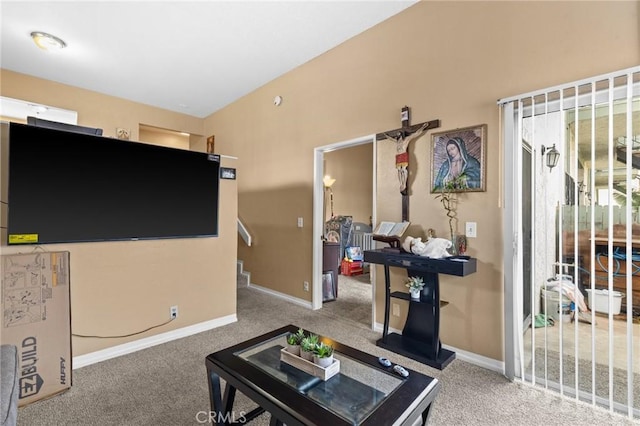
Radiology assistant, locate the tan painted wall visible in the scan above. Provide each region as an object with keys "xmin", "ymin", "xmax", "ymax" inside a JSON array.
[
  {"xmin": 0, "ymin": 70, "xmax": 204, "ymax": 141},
  {"xmin": 324, "ymin": 144, "xmax": 373, "ymax": 225},
  {"xmin": 2, "ymin": 1, "xmax": 636, "ymax": 361},
  {"xmin": 139, "ymin": 126, "xmax": 191, "ymax": 149},
  {"xmin": 209, "ymin": 1, "xmax": 639, "ymax": 361},
  {"xmin": 0, "ymin": 74, "xmax": 237, "ymax": 356}
]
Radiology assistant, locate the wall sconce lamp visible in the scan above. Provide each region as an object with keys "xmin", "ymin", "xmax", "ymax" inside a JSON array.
[
  {"xmin": 541, "ymin": 144, "xmax": 560, "ymax": 171},
  {"xmin": 323, "ymin": 175, "xmax": 336, "ymax": 219},
  {"xmin": 323, "ymin": 175, "xmax": 336, "ymax": 188}
]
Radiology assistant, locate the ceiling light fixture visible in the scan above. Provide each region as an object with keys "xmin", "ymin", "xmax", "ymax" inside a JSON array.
[{"xmin": 30, "ymin": 31, "xmax": 66, "ymax": 51}]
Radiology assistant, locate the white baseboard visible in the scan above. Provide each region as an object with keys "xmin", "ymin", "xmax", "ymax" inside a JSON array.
[
  {"xmin": 248, "ymin": 283, "xmax": 313, "ymax": 309},
  {"xmin": 444, "ymin": 344, "xmax": 504, "ymax": 374},
  {"xmin": 373, "ymin": 322, "xmax": 402, "ymax": 335},
  {"xmin": 73, "ymin": 314, "xmax": 237, "ymax": 369},
  {"xmin": 373, "ymin": 322, "xmax": 504, "ymax": 374}
]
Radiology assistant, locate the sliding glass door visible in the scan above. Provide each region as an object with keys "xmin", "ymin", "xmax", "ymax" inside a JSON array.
[{"xmin": 501, "ymin": 66, "xmax": 639, "ymax": 420}]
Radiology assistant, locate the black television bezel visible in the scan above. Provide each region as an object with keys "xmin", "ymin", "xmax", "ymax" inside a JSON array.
[
  {"xmin": 26, "ymin": 116, "xmax": 103, "ymax": 136},
  {"xmin": 6, "ymin": 122, "xmax": 221, "ymax": 245}
]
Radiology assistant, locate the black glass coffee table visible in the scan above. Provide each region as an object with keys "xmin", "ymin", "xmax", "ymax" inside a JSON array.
[{"xmin": 205, "ymin": 325, "xmax": 440, "ymax": 425}]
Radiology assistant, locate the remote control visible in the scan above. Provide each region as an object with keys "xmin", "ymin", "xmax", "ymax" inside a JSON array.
[
  {"xmin": 378, "ymin": 357, "xmax": 391, "ymax": 367},
  {"xmin": 393, "ymin": 365, "xmax": 409, "ymax": 378}
]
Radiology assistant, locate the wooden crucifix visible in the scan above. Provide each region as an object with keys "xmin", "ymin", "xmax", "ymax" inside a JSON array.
[{"xmin": 376, "ymin": 106, "xmax": 440, "ymax": 222}]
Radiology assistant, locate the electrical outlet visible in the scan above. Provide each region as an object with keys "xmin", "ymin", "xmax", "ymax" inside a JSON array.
[
  {"xmin": 170, "ymin": 306, "xmax": 178, "ymax": 319},
  {"xmin": 303, "ymin": 281, "xmax": 309, "ymax": 292},
  {"xmin": 297, "ymin": 217, "xmax": 304, "ymax": 228},
  {"xmin": 392, "ymin": 303, "xmax": 400, "ymax": 317}
]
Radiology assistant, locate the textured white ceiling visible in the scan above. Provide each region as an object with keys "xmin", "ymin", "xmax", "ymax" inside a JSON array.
[{"xmin": 1, "ymin": 1, "xmax": 417, "ymax": 118}]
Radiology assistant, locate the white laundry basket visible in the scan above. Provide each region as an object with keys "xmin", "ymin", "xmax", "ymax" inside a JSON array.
[
  {"xmin": 585, "ymin": 288, "xmax": 624, "ymax": 315},
  {"xmin": 541, "ymin": 276, "xmax": 572, "ymax": 322}
]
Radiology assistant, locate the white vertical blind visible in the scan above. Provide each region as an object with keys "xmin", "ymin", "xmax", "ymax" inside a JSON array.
[
  {"xmin": 500, "ymin": 66, "xmax": 639, "ymax": 420},
  {"xmin": 624, "ymin": 71, "xmax": 635, "ymax": 417},
  {"xmin": 608, "ymin": 75, "xmax": 616, "ymax": 412},
  {"xmin": 571, "ymin": 83, "xmax": 580, "ymax": 400},
  {"xmin": 589, "ymin": 80, "xmax": 597, "ymax": 406}
]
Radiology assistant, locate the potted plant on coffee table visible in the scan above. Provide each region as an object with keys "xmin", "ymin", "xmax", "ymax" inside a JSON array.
[
  {"xmin": 313, "ymin": 342, "xmax": 334, "ymax": 368},
  {"xmin": 300, "ymin": 334, "xmax": 319, "ymax": 361},
  {"xmin": 285, "ymin": 328, "xmax": 305, "ymax": 355},
  {"xmin": 405, "ymin": 276, "xmax": 425, "ymax": 300}
]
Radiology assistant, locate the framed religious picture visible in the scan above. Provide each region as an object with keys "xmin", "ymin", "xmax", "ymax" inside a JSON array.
[
  {"xmin": 430, "ymin": 124, "xmax": 487, "ymax": 192},
  {"xmin": 206, "ymin": 135, "xmax": 215, "ymax": 154}
]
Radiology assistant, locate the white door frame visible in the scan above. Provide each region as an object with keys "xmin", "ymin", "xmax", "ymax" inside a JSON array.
[
  {"xmin": 312, "ymin": 134, "xmax": 377, "ymax": 324},
  {"xmin": 501, "ymin": 101, "xmax": 518, "ymax": 380}
]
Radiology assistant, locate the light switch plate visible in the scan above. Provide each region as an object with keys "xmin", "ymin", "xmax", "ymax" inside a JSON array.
[
  {"xmin": 465, "ymin": 222, "xmax": 477, "ymax": 238},
  {"xmin": 297, "ymin": 217, "xmax": 303, "ymax": 228}
]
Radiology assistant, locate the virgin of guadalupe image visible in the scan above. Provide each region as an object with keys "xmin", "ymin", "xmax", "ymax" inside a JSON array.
[{"xmin": 433, "ymin": 137, "xmax": 481, "ymax": 190}]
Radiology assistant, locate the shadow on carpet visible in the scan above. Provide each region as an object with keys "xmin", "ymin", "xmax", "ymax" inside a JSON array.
[{"xmin": 531, "ymin": 348, "xmax": 639, "ymax": 413}]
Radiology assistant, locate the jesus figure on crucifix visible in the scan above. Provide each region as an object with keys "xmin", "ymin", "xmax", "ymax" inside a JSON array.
[{"xmin": 382, "ymin": 122, "xmax": 429, "ymax": 194}]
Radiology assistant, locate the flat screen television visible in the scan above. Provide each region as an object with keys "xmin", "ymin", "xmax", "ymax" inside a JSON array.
[{"xmin": 6, "ymin": 122, "xmax": 220, "ymax": 245}]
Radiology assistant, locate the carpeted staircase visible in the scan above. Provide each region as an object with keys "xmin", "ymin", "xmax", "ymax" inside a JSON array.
[{"xmin": 237, "ymin": 260, "xmax": 250, "ymax": 287}]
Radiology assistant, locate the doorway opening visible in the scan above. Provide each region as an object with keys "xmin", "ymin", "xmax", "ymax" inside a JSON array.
[
  {"xmin": 312, "ymin": 135, "xmax": 377, "ymax": 329},
  {"xmin": 139, "ymin": 123, "xmax": 201, "ymax": 150}
]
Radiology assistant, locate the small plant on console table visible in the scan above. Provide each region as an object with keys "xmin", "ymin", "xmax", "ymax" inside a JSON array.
[
  {"xmin": 313, "ymin": 342, "xmax": 334, "ymax": 367},
  {"xmin": 405, "ymin": 276, "xmax": 425, "ymax": 300},
  {"xmin": 286, "ymin": 328, "xmax": 306, "ymax": 355}
]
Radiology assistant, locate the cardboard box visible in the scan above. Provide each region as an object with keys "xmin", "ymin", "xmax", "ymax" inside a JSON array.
[{"xmin": 1, "ymin": 252, "xmax": 71, "ymax": 406}]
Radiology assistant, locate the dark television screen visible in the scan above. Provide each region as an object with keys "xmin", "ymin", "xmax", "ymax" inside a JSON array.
[{"xmin": 7, "ymin": 122, "xmax": 220, "ymax": 245}]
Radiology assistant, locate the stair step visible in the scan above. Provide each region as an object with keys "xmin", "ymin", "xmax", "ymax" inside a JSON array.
[{"xmin": 237, "ymin": 260, "xmax": 250, "ymax": 287}]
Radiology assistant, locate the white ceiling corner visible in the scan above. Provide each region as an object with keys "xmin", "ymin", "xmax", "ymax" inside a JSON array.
[{"xmin": 1, "ymin": 1, "xmax": 417, "ymax": 118}]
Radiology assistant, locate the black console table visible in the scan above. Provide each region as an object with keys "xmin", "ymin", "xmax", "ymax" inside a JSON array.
[{"xmin": 364, "ymin": 249, "xmax": 477, "ymax": 370}]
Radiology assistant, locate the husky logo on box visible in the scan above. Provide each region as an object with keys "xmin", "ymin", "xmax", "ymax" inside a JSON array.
[
  {"xmin": 19, "ymin": 337, "xmax": 44, "ymax": 399},
  {"xmin": 60, "ymin": 357, "xmax": 67, "ymax": 385}
]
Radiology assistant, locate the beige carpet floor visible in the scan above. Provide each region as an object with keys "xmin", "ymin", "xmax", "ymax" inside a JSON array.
[
  {"xmin": 321, "ymin": 272, "xmax": 372, "ymax": 327},
  {"xmin": 533, "ymin": 348, "xmax": 640, "ymax": 408},
  {"xmin": 16, "ymin": 283, "xmax": 638, "ymax": 425}
]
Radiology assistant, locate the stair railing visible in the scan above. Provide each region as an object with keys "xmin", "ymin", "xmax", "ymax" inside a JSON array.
[{"xmin": 238, "ymin": 218, "xmax": 252, "ymax": 246}]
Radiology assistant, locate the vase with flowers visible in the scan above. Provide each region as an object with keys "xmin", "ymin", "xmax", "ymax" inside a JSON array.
[
  {"xmin": 433, "ymin": 174, "xmax": 467, "ymax": 255},
  {"xmin": 405, "ymin": 276, "xmax": 425, "ymax": 300}
]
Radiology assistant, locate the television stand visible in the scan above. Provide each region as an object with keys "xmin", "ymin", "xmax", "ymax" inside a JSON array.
[{"xmin": 364, "ymin": 249, "xmax": 477, "ymax": 370}]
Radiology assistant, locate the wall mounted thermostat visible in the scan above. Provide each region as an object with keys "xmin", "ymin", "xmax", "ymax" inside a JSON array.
[{"xmin": 221, "ymin": 167, "xmax": 236, "ymax": 180}]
